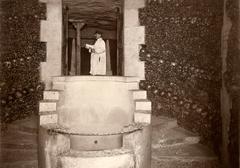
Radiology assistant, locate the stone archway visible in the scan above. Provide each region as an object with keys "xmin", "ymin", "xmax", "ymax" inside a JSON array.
[{"xmin": 39, "ymin": 0, "xmax": 146, "ymax": 89}]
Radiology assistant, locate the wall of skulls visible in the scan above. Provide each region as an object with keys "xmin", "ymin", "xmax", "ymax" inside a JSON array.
[
  {"xmin": 139, "ymin": 0, "xmax": 223, "ymax": 152},
  {"xmin": 0, "ymin": 0, "xmax": 46, "ymax": 123}
]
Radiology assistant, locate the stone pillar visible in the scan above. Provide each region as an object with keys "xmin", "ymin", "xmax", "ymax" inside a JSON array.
[
  {"xmin": 40, "ymin": 0, "xmax": 63, "ymax": 89},
  {"xmin": 123, "ymin": 0, "xmax": 146, "ymax": 79},
  {"xmin": 220, "ymin": 0, "xmax": 232, "ymax": 167},
  {"xmin": 72, "ymin": 21, "xmax": 85, "ymax": 75},
  {"xmin": 106, "ymin": 40, "xmax": 112, "ymax": 75},
  {"xmin": 70, "ymin": 38, "xmax": 76, "ymax": 75}
]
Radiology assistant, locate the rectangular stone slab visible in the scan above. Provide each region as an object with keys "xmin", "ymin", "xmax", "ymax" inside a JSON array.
[{"xmin": 70, "ymin": 134, "xmax": 123, "ymax": 151}]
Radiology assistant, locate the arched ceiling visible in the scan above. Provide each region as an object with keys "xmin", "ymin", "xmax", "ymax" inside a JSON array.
[{"xmin": 63, "ymin": 0, "xmax": 122, "ymax": 30}]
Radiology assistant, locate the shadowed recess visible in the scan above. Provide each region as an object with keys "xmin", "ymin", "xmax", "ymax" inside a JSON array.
[{"xmin": 63, "ymin": 0, "xmax": 122, "ymax": 30}]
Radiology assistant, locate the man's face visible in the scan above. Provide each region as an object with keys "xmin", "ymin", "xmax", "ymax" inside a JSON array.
[{"xmin": 95, "ymin": 33, "xmax": 101, "ymax": 39}]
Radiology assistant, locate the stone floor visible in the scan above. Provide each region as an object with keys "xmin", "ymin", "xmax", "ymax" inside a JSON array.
[
  {"xmin": 0, "ymin": 115, "xmax": 220, "ymax": 168},
  {"xmin": 0, "ymin": 116, "xmax": 38, "ymax": 168},
  {"xmin": 151, "ymin": 116, "xmax": 220, "ymax": 168}
]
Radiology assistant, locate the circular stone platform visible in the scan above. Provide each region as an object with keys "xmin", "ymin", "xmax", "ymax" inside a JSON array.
[{"xmin": 54, "ymin": 76, "xmax": 140, "ymax": 134}]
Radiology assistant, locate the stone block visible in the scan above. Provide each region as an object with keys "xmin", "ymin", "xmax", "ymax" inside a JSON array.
[
  {"xmin": 40, "ymin": 114, "xmax": 58, "ymax": 125},
  {"xmin": 132, "ymin": 90, "xmax": 147, "ymax": 100},
  {"xmin": 123, "ymin": 124, "xmax": 152, "ymax": 168},
  {"xmin": 38, "ymin": 125, "xmax": 70, "ymax": 168},
  {"xmin": 137, "ymin": 61, "xmax": 145, "ymax": 80},
  {"xmin": 40, "ymin": 20, "xmax": 48, "ymax": 42},
  {"xmin": 124, "ymin": 0, "xmax": 146, "ymax": 9},
  {"xmin": 39, "ymin": 101, "xmax": 57, "ymax": 112},
  {"xmin": 44, "ymin": 90, "xmax": 60, "ymax": 100},
  {"xmin": 134, "ymin": 113, "xmax": 151, "ymax": 124},
  {"xmin": 135, "ymin": 100, "xmax": 151, "ymax": 111},
  {"xmin": 40, "ymin": 20, "xmax": 62, "ymax": 43},
  {"xmin": 124, "ymin": 9, "xmax": 139, "ymax": 27},
  {"xmin": 46, "ymin": 0, "xmax": 63, "ymax": 21},
  {"xmin": 126, "ymin": 82, "xmax": 139, "ymax": 90},
  {"xmin": 124, "ymin": 44, "xmax": 145, "ymax": 79},
  {"xmin": 124, "ymin": 26, "xmax": 145, "ymax": 45},
  {"xmin": 40, "ymin": 62, "xmax": 50, "ymax": 90}
]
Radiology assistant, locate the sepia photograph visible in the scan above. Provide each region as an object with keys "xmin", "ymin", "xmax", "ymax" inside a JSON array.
[{"xmin": 0, "ymin": 0, "xmax": 239, "ymax": 168}]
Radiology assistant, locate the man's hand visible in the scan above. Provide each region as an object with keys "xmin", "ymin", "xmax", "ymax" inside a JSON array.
[
  {"xmin": 91, "ymin": 48, "xmax": 96, "ymax": 53},
  {"xmin": 86, "ymin": 44, "xmax": 94, "ymax": 49}
]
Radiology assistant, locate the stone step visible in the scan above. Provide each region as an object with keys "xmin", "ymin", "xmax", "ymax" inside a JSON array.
[
  {"xmin": 0, "ymin": 149, "xmax": 38, "ymax": 163},
  {"xmin": 152, "ymin": 126, "xmax": 200, "ymax": 148},
  {"xmin": 127, "ymin": 82, "xmax": 139, "ymax": 90},
  {"xmin": 134, "ymin": 112, "xmax": 151, "ymax": 123},
  {"xmin": 39, "ymin": 100, "xmax": 57, "ymax": 112},
  {"xmin": 39, "ymin": 113, "xmax": 58, "ymax": 125},
  {"xmin": 59, "ymin": 148, "xmax": 134, "ymax": 168},
  {"xmin": 135, "ymin": 99, "xmax": 151, "ymax": 111},
  {"xmin": 0, "ymin": 160, "xmax": 38, "ymax": 168},
  {"xmin": 151, "ymin": 143, "xmax": 219, "ymax": 168},
  {"xmin": 43, "ymin": 90, "xmax": 60, "ymax": 100},
  {"xmin": 131, "ymin": 90, "xmax": 147, "ymax": 99}
]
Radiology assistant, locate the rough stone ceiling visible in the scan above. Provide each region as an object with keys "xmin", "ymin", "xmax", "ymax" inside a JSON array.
[{"xmin": 63, "ymin": 0, "xmax": 122, "ymax": 30}]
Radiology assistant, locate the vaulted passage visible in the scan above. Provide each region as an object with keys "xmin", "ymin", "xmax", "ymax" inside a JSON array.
[{"xmin": 62, "ymin": 0, "xmax": 123, "ymax": 76}]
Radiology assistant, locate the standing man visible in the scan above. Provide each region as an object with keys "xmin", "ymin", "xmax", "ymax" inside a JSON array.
[{"xmin": 85, "ymin": 31, "xmax": 106, "ymax": 75}]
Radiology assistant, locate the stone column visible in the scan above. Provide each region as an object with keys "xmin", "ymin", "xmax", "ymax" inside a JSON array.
[
  {"xmin": 72, "ymin": 22, "xmax": 85, "ymax": 75},
  {"xmin": 123, "ymin": 0, "xmax": 146, "ymax": 79},
  {"xmin": 40, "ymin": 0, "xmax": 63, "ymax": 89},
  {"xmin": 220, "ymin": 0, "xmax": 232, "ymax": 167},
  {"xmin": 106, "ymin": 40, "xmax": 112, "ymax": 75},
  {"xmin": 70, "ymin": 38, "xmax": 76, "ymax": 75}
]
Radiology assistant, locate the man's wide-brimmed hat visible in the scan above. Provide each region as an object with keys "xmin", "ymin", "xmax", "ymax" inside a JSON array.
[{"xmin": 94, "ymin": 31, "xmax": 102, "ymax": 35}]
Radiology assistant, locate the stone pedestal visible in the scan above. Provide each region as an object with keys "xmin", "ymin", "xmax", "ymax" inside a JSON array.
[{"xmin": 38, "ymin": 76, "xmax": 152, "ymax": 168}]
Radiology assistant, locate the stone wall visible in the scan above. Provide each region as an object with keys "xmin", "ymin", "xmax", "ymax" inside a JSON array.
[
  {"xmin": 139, "ymin": 0, "xmax": 223, "ymax": 152},
  {"xmin": 223, "ymin": 0, "xmax": 240, "ymax": 167},
  {"xmin": 0, "ymin": 0, "xmax": 46, "ymax": 123}
]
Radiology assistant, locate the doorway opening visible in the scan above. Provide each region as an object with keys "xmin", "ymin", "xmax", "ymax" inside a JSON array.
[{"xmin": 62, "ymin": 0, "xmax": 123, "ymax": 76}]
